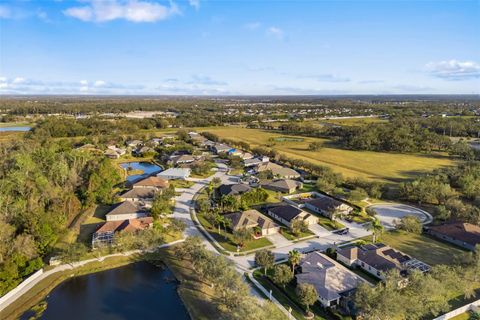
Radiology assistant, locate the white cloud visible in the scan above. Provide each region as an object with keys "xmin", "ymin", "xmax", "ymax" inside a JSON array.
[
  {"xmin": 244, "ymin": 22, "xmax": 261, "ymax": 30},
  {"xmin": 266, "ymin": 26, "xmax": 283, "ymax": 39},
  {"xmin": 94, "ymin": 80, "xmax": 106, "ymax": 87},
  {"xmin": 189, "ymin": 0, "xmax": 200, "ymax": 10},
  {"xmin": 12, "ymin": 77, "xmax": 26, "ymax": 84},
  {"xmin": 79, "ymin": 80, "xmax": 89, "ymax": 85},
  {"xmin": 426, "ymin": 60, "xmax": 480, "ymax": 80},
  {"xmin": 64, "ymin": 0, "xmax": 180, "ymax": 23}
]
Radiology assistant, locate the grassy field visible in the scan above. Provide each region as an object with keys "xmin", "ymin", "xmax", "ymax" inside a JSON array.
[
  {"xmin": 378, "ymin": 230, "xmax": 467, "ymax": 266},
  {"xmin": 319, "ymin": 117, "xmax": 387, "ymax": 126},
  {"xmin": 0, "ymin": 122, "xmax": 33, "ymax": 127},
  {"xmin": 201, "ymin": 127, "xmax": 455, "ymax": 183}
]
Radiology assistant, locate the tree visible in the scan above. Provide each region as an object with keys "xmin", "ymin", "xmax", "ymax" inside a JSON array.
[
  {"xmin": 308, "ymin": 141, "xmax": 323, "ymax": 151},
  {"xmin": 396, "ymin": 215, "xmax": 422, "ymax": 234},
  {"xmin": 290, "ymin": 219, "xmax": 308, "ymax": 237},
  {"xmin": 255, "ymin": 250, "xmax": 275, "ymax": 275},
  {"xmin": 232, "ymin": 228, "xmax": 252, "ymax": 247},
  {"xmin": 366, "ymin": 217, "xmax": 384, "ymax": 243},
  {"xmin": 288, "ymin": 250, "xmax": 301, "ymax": 273},
  {"xmin": 296, "ymin": 283, "xmax": 318, "ymax": 315},
  {"xmin": 348, "ymin": 188, "xmax": 368, "ymax": 202},
  {"xmin": 272, "ymin": 264, "xmax": 293, "ymax": 288}
]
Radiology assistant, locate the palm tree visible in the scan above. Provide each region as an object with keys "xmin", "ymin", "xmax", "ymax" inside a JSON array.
[
  {"xmin": 367, "ymin": 217, "xmax": 384, "ymax": 243},
  {"xmin": 288, "ymin": 250, "xmax": 302, "ymax": 273}
]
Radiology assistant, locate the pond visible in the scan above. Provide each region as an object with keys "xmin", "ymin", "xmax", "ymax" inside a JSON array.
[
  {"xmin": 120, "ymin": 162, "xmax": 163, "ymax": 183},
  {"xmin": 21, "ymin": 262, "xmax": 190, "ymax": 320},
  {"xmin": 0, "ymin": 126, "xmax": 31, "ymax": 132}
]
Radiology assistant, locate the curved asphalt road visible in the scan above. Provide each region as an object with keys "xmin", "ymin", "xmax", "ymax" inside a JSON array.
[{"xmin": 369, "ymin": 203, "xmax": 433, "ymax": 230}]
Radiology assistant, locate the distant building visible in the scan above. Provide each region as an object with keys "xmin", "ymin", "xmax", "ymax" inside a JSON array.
[
  {"xmin": 267, "ymin": 204, "xmax": 318, "ymax": 227},
  {"xmin": 105, "ymin": 201, "xmax": 147, "ymax": 222},
  {"xmin": 426, "ymin": 222, "xmax": 480, "ymax": 251},
  {"xmin": 126, "ymin": 140, "xmax": 143, "ymax": 148},
  {"xmin": 261, "ymin": 179, "xmax": 303, "ymax": 194},
  {"xmin": 157, "ymin": 168, "xmax": 191, "ymax": 180},
  {"xmin": 296, "ymin": 252, "xmax": 363, "ymax": 308},
  {"xmin": 224, "ymin": 209, "xmax": 280, "ymax": 236},
  {"xmin": 304, "ymin": 196, "xmax": 353, "ymax": 218},
  {"xmin": 92, "ymin": 217, "xmax": 153, "ymax": 248},
  {"xmin": 336, "ymin": 243, "xmax": 430, "ymax": 280}
]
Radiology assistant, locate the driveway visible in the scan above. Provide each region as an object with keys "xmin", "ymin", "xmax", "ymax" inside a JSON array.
[
  {"xmin": 369, "ymin": 204, "xmax": 433, "ymax": 230},
  {"xmin": 309, "ymin": 223, "xmax": 330, "ymax": 237},
  {"xmin": 266, "ymin": 233, "xmax": 292, "ymax": 248}
]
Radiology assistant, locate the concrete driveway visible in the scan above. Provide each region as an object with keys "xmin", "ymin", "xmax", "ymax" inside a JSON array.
[
  {"xmin": 369, "ymin": 204, "xmax": 433, "ymax": 230},
  {"xmin": 266, "ymin": 233, "xmax": 292, "ymax": 248}
]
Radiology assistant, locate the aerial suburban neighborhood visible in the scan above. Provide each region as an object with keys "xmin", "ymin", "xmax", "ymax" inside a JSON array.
[{"xmin": 1, "ymin": 0, "xmax": 479, "ymax": 319}]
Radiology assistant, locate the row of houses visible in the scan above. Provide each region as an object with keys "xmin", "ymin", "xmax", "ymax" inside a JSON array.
[{"xmin": 91, "ymin": 176, "xmax": 170, "ymax": 248}]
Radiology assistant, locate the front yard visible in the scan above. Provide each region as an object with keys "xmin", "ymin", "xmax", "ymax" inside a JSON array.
[
  {"xmin": 316, "ymin": 215, "xmax": 345, "ymax": 230},
  {"xmin": 197, "ymin": 213, "xmax": 273, "ymax": 252}
]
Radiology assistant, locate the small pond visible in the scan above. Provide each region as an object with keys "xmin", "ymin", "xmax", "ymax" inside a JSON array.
[
  {"xmin": 21, "ymin": 262, "xmax": 189, "ymax": 320},
  {"xmin": 0, "ymin": 126, "xmax": 32, "ymax": 132},
  {"xmin": 120, "ymin": 162, "xmax": 162, "ymax": 183}
]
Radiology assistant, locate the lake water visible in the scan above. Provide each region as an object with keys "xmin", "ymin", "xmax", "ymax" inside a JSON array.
[
  {"xmin": 0, "ymin": 126, "xmax": 31, "ymax": 132},
  {"xmin": 21, "ymin": 262, "xmax": 190, "ymax": 320},
  {"xmin": 120, "ymin": 162, "xmax": 163, "ymax": 183}
]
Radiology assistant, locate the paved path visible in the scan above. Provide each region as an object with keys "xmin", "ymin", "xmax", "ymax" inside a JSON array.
[{"xmin": 368, "ymin": 203, "xmax": 433, "ymax": 230}]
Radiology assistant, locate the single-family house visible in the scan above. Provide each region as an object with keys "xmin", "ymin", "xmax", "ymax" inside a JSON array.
[
  {"xmin": 256, "ymin": 162, "xmax": 300, "ymax": 179},
  {"xmin": 426, "ymin": 222, "xmax": 480, "ymax": 251},
  {"xmin": 261, "ymin": 179, "xmax": 303, "ymax": 194},
  {"xmin": 296, "ymin": 252, "xmax": 363, "ymax": 308},
  {"xmin": 104, "ymin": 149, "xmax": 121, "ymax": 159},
  {"xmin": 157, "ymin": 168, "xmax": 191, "ymax": 180},
  {"xmin": 212, "ymin": 143, "xmax": 231, "ymax": 154},
  {"xmin": 169, "ymin": 154, "xmax": 195, "ymax": 165},
  {"xmin": 224, "ymin": 209, "xmax": 280, "ymax": 236},
  {"xmin": 132, "ymin": 176, "xmax": 169, "ymax": 191},
  {"xmin": 92, "ymin": 217, "xmax": 153, "ymax": 248},
  {"xmin": 304, "ymin": 196, "xmax": 353, "ymax": 218},
  {"xmin": 241, "ymin": 152, "xmax": 254, "ymax": 160},
  {"xmin": 267, "ymin": 204, "xmax": 318, "ymax": 227},
  {"xmin": 244, "ymin": 156, "xmax": 269, "ymax": 167},
  {"xmin": 134, "ymin": 146, "xmax": 155, "ymax": 156},
  {"xmin": 217, "ymin": 183, "xmax": 252, "ymax": 197},
  {"xmin": 105, "ymin": 201, "xmax": 147, "ymax": 222},
  {"xmin": 336, "ymin": 243, "xmax": 430, "ymax": 280},
  {"xmin": 119, "ymin": 187, "xmax": 157, "ymax": 202},
  {"xmin": 126, "ymin": 140, "xmax": 143, "ymax": 148}
]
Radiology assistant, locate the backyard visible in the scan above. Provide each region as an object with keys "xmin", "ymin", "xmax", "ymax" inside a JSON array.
[{"xmin": 377, "ymin": 230, "xmax": 468, "ymax": 266}]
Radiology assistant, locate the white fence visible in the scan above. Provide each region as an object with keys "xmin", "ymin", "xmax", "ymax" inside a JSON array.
[
  {"xmin": 433, "ymin": 298, "xmax": 480, "ymax": 319},
  {"xmin": 0, "ymin": 269, "xmax": 44, "ymax": 306}
]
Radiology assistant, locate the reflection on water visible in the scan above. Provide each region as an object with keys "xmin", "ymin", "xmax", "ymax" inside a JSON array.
[{"xmin": 21, "ymin": 262, "xmax": 189, "ymax": 320}]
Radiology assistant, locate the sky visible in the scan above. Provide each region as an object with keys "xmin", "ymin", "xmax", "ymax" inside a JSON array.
[{"xmin": 0, "ymin": 0, "xmax": 479, "ymax": 95}]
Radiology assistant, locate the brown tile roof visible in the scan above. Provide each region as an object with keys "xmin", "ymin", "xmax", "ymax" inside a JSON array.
[
  {"xmin": 119, "ymin": 188, "xmax": 157, "ymax": 199},
  {"xmin": 261, "ymin": 179, "xmax": 302, "ymax": 191},
  {"xmin": 429, "ymin": 222, "xmax": 480, "ymax": 246},
  {"xmin": 96, "ymin": 217, "xmax": 154, "ymax": 234},
  {"xmin": 106, "ymin": 201, "xmax": 143, "ymax": 217},
  {"xmin": 133, "ymin": 176, "xmax": 169, "ymax": 188},
  {"xmin": 338, "ymin": 243, "xmax": 411, "ymax": 272},
  {"xmin": 256, "ymin": 162, "xmax": 300, "ymax": 178},
  {"xmin": 225, "ymin": 209, "xmax": 278, "ymax": 231}
]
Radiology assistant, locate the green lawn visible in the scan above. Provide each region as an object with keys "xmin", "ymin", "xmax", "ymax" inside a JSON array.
[
  {"xmin": 316, "ymin": 215, "xmax": 345, "ymax": 230},
  {"xmin": 197, "ymin": 213, "xmax": 273, "ymax": 252},
  {"xmin": 449, "ymin": 312, "xmax": 471, "ymax": 320},
  {"xmin": 280, "ymin": 227, "xmax": 315, "ymax": 241},
  {"xmin": 171, "ymin": 180, "xmax": 195, "ymax": 188},
  {"xmin": 378, "ymin": 230, "xmax": 468, "ymax": 266}
]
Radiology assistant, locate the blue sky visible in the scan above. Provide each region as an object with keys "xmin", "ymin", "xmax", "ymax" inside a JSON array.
[{"xmin": 0, "ymin": 0, "xmax": 479, "ymax": 95}]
